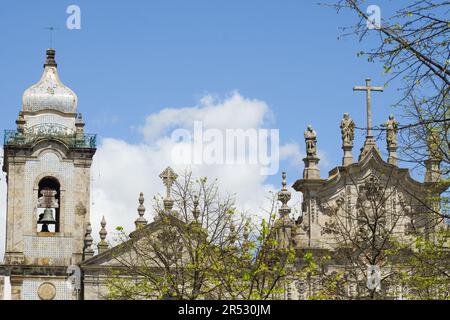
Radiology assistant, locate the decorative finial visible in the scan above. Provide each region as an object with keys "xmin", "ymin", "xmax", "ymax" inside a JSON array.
[
  {"xmin": 275, "ymin": 172, "xmax": 296, "ymax": 249},
  {"xmin": 44, "ymin": 48, "xmax": 57, "ymax": 68},
  {"xmin": 278, "ymin": 172, "xmax": 292, "ymax": 218},
  {"xmin": 84, "ymin": 223, "xmax": 94, "ymax": 259},
  {"xmin": 243, "ymin": 221, "xmax": 250, "ymax": 242},
  {"xmin": 75, "ymin": 113, "xmax": 85, "ymax": 140},
  {"xmin": 228, "ymin": 220, "xmax": 237, "ymax": 246},
  {"xmin": 16, "ymin": 112, "xmax": 26, "ymax": 133},
  {"xmin": 159, "ymin": 167, "xmax": 178, "ymax": 212},
  {"xmin": 192, "ymin": 195, "xmax": 200, "ymax": 221},
  {"xmin": 98, "ymin": 216, "xmax": 109, "ymax": 254},
  {"xmin": 76, "ymin": 113, "xmax": 84, "ymax": 123},
  {"xmin": 135, "ymin": 192, "xmax": 148, "ymax": 229},
  {"xmin": 189, "ymin": 194, "xmax": 207, "ymax": 236},
  {"xmin": 282, "ymin": 172, "xmax": 287, "ymax": 190}
]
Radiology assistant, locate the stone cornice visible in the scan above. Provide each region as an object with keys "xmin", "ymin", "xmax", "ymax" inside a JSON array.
[
  {"xmin": 0, "ymin": 264, "xmax": 69, "ymax": 277},
  {"xmin": 22, "ymin": 109, "xmax": 78, "ymax": 118},
  {"xmin": 293, "ymin": 147, "xmax": 447, "ymax": 195}
]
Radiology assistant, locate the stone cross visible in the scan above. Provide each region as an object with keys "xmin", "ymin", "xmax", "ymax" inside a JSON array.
[
  {"xmin": 159, "ymin": 167, "xmax": 178, "ymax": 199},
  {"xmin": 353, "ymin": 78, "xmax": 384, "ymax": 139},
  {"xmin": 44, "ymin": 27, "xmax": 59, "ymax": 48}
]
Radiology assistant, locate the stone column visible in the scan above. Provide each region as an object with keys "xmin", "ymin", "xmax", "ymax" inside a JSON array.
[
  {"xmin": 342, "ymin": 145, "xmax": 353, "ymax": 166},
  {"xmin": 387, "ymin": 145, "xmax": 398, "ymax": 166},
  {"xmin": 303, "ymin": 156, "xmax": 320, "ymax": 179},
  {"xmin": 10, "ymin": 277, "xmax": 23, "ymax": 300}
]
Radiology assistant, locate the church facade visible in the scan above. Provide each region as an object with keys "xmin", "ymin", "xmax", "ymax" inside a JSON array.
[{"xmin": 0, "ymin": 50, "xmax": 447, "ymax": 300}]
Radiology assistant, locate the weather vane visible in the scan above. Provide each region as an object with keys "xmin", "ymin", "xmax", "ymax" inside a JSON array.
[{"xmin": 44, "ymin": 26, "xmax": 60, "ymax": 48}]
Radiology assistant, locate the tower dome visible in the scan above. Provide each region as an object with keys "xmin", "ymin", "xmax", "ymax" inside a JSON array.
[{"xmin": 22, "ymin": 49, "xmax": 77, "ymax": 113}]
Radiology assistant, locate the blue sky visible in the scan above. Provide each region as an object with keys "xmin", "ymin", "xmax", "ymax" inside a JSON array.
[
  {"xmin": 0, "ymin": 1, "xmax": 405, "ymax": 163},
  {"xmin": 0, "ymin": 0, "xmax": 432, "ymax": 261},
  {"xmin": 0, "ymin": 1, "xmax": 414, "ymax": 201}
]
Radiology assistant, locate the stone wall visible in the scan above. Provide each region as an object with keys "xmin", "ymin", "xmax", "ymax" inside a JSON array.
[
  {"xmin": 21, "ymin": 277, "xmax": 74, "ymax": 300},
  {"xmin": 83, "ymin": 274, "xmax": 110, "ymax": 300}
]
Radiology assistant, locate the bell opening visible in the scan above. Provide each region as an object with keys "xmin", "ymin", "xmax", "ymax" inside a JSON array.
[{"xmin": 37, "ymin": 177, "xmax": 61, "ymax": 233}]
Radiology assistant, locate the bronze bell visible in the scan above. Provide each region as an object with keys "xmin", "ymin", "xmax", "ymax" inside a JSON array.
[{"xmin": 38, "ymin": 208, "xmax": 56, "ymax": 225}]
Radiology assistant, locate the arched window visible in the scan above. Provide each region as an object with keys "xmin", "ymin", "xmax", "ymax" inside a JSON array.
[{"xmin": 37, "ymin": 177, "xmax": 61, "ymax": 232}]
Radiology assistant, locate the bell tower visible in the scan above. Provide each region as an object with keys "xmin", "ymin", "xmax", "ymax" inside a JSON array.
[{"xmin": 1, "ymin": 49, "xmax": 96, "ymax": 300}]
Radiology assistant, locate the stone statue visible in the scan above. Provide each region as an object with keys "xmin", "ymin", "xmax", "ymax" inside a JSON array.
[
  {"xmin": 383, "ymin": 114, "xmax": 399, "ymax": 148},
  {"xmin": 340, "ymin": 113, "xmax": 355, "ymax": 147},
  {"xmin": 426, "ymin": 128, "xmax": 442, "ymax": 160},
  {"xmin": 304, "ymin": 125, "xmax": 317, "ymax": 157}
]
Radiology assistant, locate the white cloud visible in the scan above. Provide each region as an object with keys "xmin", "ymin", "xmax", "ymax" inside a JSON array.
[
  {"xmin": 91, "ymin": 92, "xmax": 298, "ymax": 239},
  {"xmin": 280, "ymin": 143, "xmax": 303, "ymax": 167},
  {"xmin": 140, "ymin": 91, "xmax": 272, "ymax": 142},
  {"xmin": 0, "ymin": 92, "xmax": 307, "ymax": 259}
]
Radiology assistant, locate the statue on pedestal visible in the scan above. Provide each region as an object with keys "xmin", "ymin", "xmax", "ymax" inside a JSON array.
[
  {"xmin": 383, "ymin": 114, "xmax": 399, "ymax": 148},
  {"xmin": 382, "ymin": 114, "xmax": 400, "ymax": 166},
  {"xmin": 304, "ymin": 125, "xmax": 317, "ymax": 157},
  {"xmin": 340, "ymin": 113, "xmax": 355, "ymax": 147}
]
